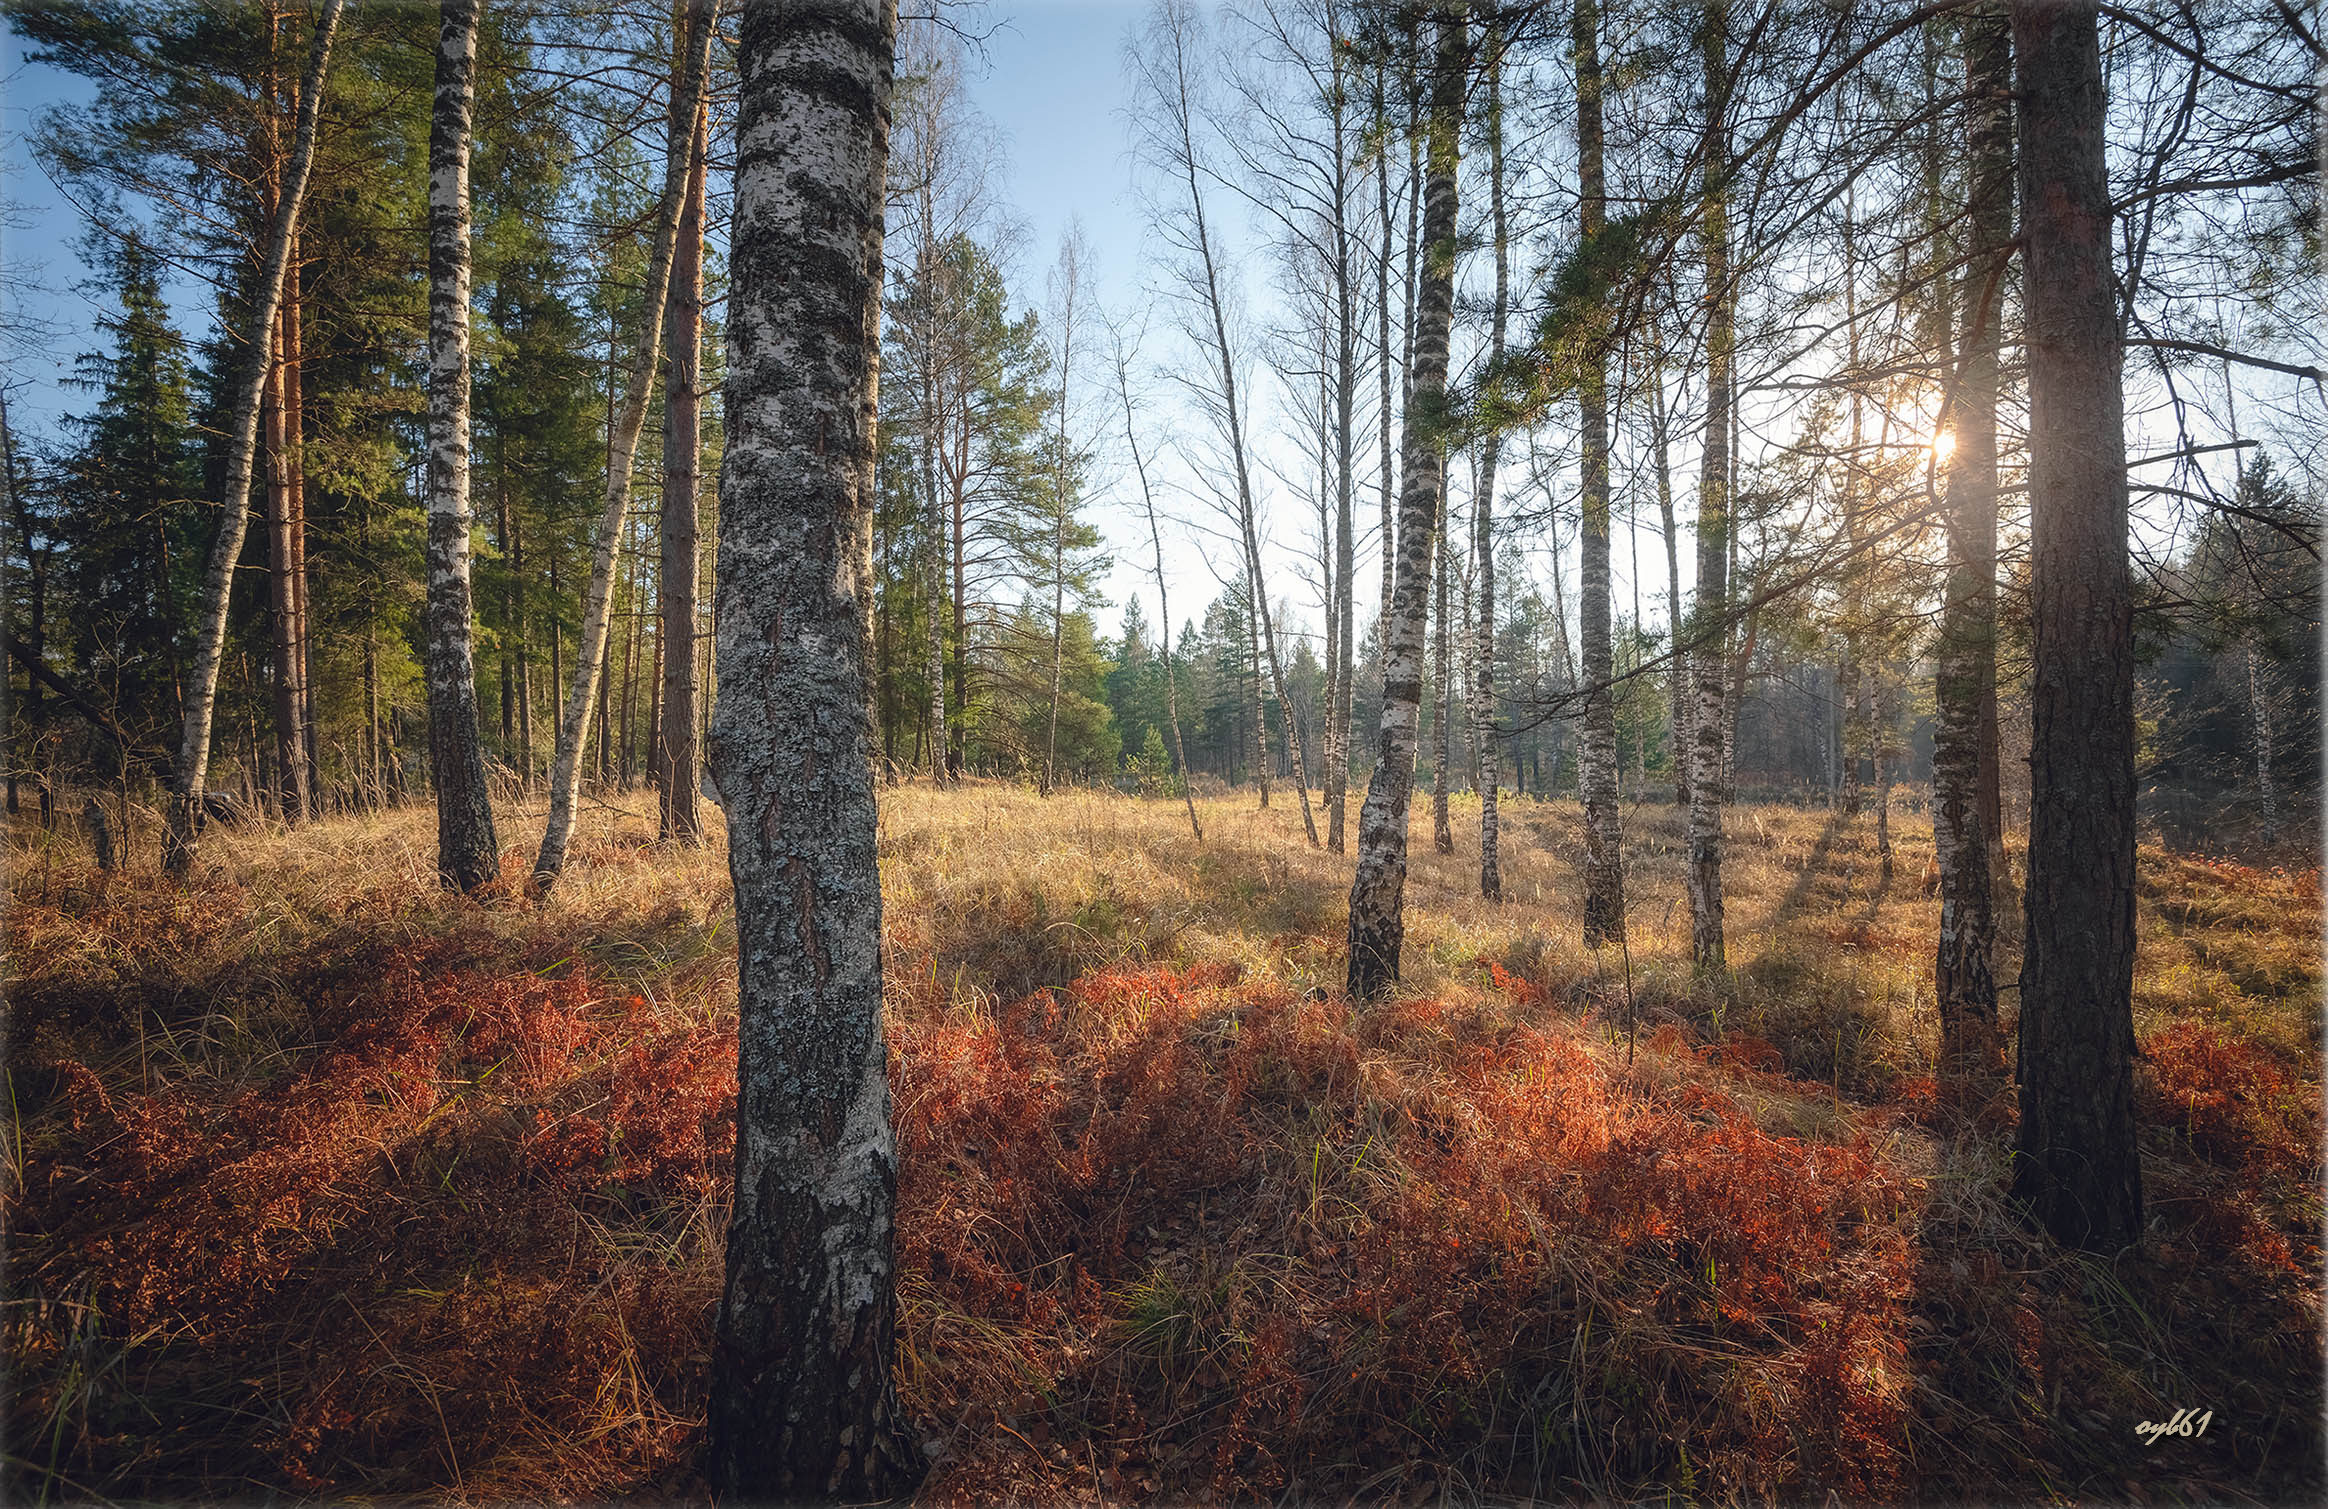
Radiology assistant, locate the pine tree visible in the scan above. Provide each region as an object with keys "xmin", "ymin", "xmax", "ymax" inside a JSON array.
[{"xmin": 2011, "ymin": 0, "xmax": 2142, "ymax": 1252}]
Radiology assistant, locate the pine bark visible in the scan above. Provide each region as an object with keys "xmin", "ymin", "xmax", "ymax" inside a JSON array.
[
  {"xmin": 1931, "ymin": 0, "xmax": 2006, "ymax": 1067},
  {"xmin": 1348, "ymin": 0, "xmax": 1461, "ymax": 1000},
  {"xmin": 2010, "ymin": 0, "xmax": 2143, "ymax": 1251},
  {"xmin": 422, "ymin": 0, "xmax": 499, "ymax": 892},
  {"xmin": 659, "ymin": 1, "xmax": 711, "ymax": 842},
  {"xmin": 702, "ymin": 0, "xmax": 917, "ymax": 1495},
  {"xmin": 264, "ymin": 308, "xmax": 308, "ymax": 825},
  {"xmin": 263, "ymin": 29, "xmax": 314, "ymax": 828},
  {"xmin": 164, "ymin": 0, "xmax": 345, "ymax": 877},
  {"xmin": 534, "ymin": 7, "xmax": 715, "ymax": 891},
  {"xmin": 1685, "ymin": 0, "xmax": 1731, "ymax": 973},
  {"xmin": 1575, "ymin": 0, "xmax": 1623, "ymax": 944}
]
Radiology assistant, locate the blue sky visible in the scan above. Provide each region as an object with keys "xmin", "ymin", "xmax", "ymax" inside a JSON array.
[{"xmin": 0, "ymin": 0, "xmax": 1310, "ymax": 640}]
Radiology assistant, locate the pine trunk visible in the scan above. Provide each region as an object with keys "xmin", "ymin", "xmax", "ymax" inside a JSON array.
[
  {"xmin": 702, "ymin": 0, "xmax": 917, "ymax": 1495},
  {"xmin": 1931, "ymin": 0, "xmax": 2006, "ymax": 1068},
  {"xmin": 165, "ymin": 0, "xmax": 345, "ymax": 876},
  {"xmin": 660, "ymin": 3, "xmax": 710, "ymax": 841},
  {"xmin": 264, "ymin": 313, "xmax": 308, "ymax": 825},
  {"xmin": 2010, "ymin": 0, "xmax": 2142, "ymax": 1251},
  {"xmin": 1348, "ymin": 0, "xmax": 1461, "ymax": 1000}
]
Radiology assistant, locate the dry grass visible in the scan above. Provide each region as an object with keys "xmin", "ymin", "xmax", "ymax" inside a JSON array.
[{"xmin": 5, "ymin": 781, "xmax": 2320, "ymax": 1505}]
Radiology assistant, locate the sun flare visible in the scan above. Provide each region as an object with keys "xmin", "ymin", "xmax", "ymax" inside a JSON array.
[{"xmin": 1930, "ymin": 429, "xmax": 1957, "ymax": 464}]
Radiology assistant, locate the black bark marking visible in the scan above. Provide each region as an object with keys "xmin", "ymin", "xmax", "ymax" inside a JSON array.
[{"xmin": 786, "ymin": 856, "xmax": 831, "ymax": 989}]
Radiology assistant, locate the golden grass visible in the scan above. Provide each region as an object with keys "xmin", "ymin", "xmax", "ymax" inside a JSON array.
[{"xmin": 5, "ymin": 778, "xmax": 2321, "ymax": 1505}]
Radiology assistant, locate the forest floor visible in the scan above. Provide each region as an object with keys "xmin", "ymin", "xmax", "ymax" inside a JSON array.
[{"xmin": 6, "ymin": 783, "xmax": 2322, "ymax": 1505}]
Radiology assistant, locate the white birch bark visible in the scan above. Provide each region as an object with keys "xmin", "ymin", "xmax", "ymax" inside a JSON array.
[
  {"xmin": 1685, "ymin": 0, "xmax": 1732, "ymax": 974},
  {"xmin": 701, "ymin": 0, "xmax": 915, "ymax": 1495},
  {"xmin": 1574, "ymin": 0, "xmax": 1624, "ymax": 943},
  {"xmin": 423, "ymin": 0, "xmax": 499, "ymax": 892},
  {"xmin": 1471, "ymin": 46, "xmax": 1503, "ymax": 898},
  {"xmin": 1347, "ymin": 0, "xmax": 1462, "ymax": 999},
  {"xmin": 532, "ymin": 6, "xmax": 716, "ymax": 891},
  {"xmin": 164, "ymin": 0, "xmax": 345, "ymax": 877}
]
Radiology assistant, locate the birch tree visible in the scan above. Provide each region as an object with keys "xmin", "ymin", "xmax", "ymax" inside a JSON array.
[
  {"xmin": 1112, "ymin": 312, "xmax": 1204, "ymax": 842},
  {"xmin": 1039, "ymin": 228, "xmax": 1089, "ymax": 797},
  {"xmin": 532, "ymin": 6, "xmax": 715, "ymax": 891},
  {"xmin": 1470, "ymin": 20, "xmax": 1507, "ymax": 903},
  {"xmin": 422, "ymin": 0, "xmax": 498, "ymax": 892},
  {"xmin": 163, "ymin": 0, "xmax": 344, "ymax": 878},
  {"xmin": 2010, "ymin": 0, "xmax": 2142, "ymax": 1252},
  {"xmin": 1131, "ymin": 0, "xmax": 1318, "ymax": 845},
  {"xmin": 1430, "ymin": 472, "xmax": 1452, "ymax": 854},
  {"xmin": 1684, "ymin": 0, "xmax": 1732, "ymax": 973},
  {"xmin": 1348, "ymin": 0, "xmax": 1462, "ymax": 1000},
  {"xmin": 701, "ymin": 0, "xmax": 916, "ymax": 1494},
  {"xmin": 1573, "ymin": 0, "xmax": 1624, "ymax": 940},
  {"xmin": 1225, "ymin": 0, "xmax": 1363, "ymax": 849}
]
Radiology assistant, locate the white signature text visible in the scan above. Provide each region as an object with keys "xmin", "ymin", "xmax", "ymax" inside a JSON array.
[{"xmin": 2135, "ymin": 1407, "xmax": 2213, "ymax": 1446}]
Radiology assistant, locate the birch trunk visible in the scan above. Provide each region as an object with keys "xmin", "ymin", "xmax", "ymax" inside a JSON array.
[
  {"xmin": 423, "ymin": 0, "xmax": 499, "ymax": 892},
  {"xmin": 1116, "ymin": 331, "xmax": 1203, "ymax": 843},
  {"xmin": 1471, "ymin": 24, "xmax": 1506, "ymax": 903},
  {"xmin": 702, "ymin": 0, "xmax": 916, "ymax": 1494},
  {"xmin": 1327, "ymin": 38, "xmax": 1358, "ymax": 857},
  {"xmin": 1430, "ymin": 473, "xmax": 1452, "ymax": 853},
  {"xmin": 1040, "ymin": 234, "xmax": 1082, "ymax": 798},
  {"xmin": 2010, "ymin": 0, "xmax": 2142, "ymax": 1251},
  {"xmin": 1348, "ymin": 0, "xmax": 1461, "ymax": 1000},
  {"xmin": 659, "ymin": 0, "xmax": 711, "ymax": 842},
  {"xmin": 1652, "ymin": 392, "xmax": 1688, "ymax": 806},
  {"xmin": 1931, "ymin": 0, "xmax": 2005, "ymax": 1067},
  {"xmin": 2249, "ymin": 645, "xmax": 2277, "ymax": 841},
  {"xmin": 1149, "ymin": 2, "xmax": 1316, "ymax": 841},
  {"xmin": 1575, "ymin": 0, "xmax": 1623, "ymax": 944},
  {"xmin": 1685, "ymin": 0, "xmax": 1731, "ymax": 973},
  {"xmin": 164, "ymin": 0, "xmax": 345, "ymax": 877},
  {"xmin": 1372, "ymin": 55, "xmax": 1397, "ymax": 685},
  {"xmin": 533, "ymin": 6, "xmax": 715, "ymax": 891}
]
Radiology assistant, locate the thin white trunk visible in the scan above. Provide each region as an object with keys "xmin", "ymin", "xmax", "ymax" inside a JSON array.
[
  {"xmin": 166, "ymin": 0, "xmax": 346, "ymax": 876},
  {"xmin": 533, "ymin": 8, "xmax": 716, "ymax": 891},
  {"xmin": 424, "ymin": 0, "xmax": 499, "ymax": 891}
]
